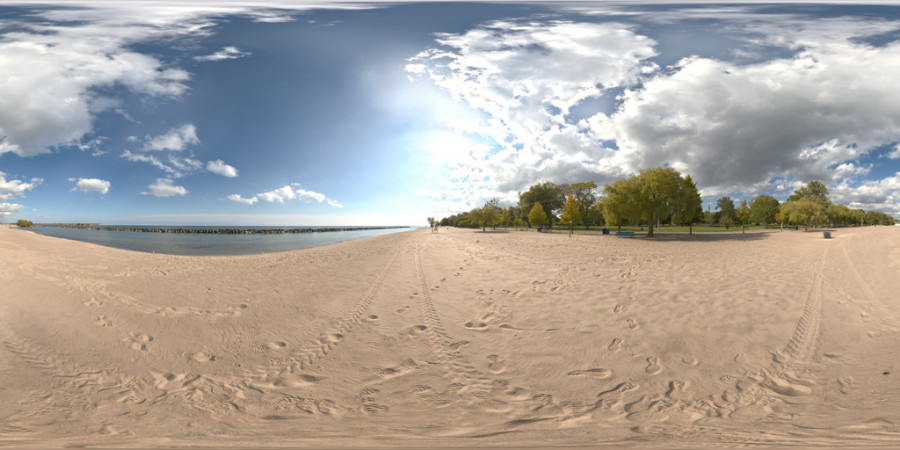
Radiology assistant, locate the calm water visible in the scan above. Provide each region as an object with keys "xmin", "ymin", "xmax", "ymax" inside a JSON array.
[{"xmin": 26, "ymin": 225, "xmax": 413, "ymax": 256}]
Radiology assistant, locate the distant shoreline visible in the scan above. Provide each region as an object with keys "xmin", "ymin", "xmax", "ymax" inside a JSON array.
[{"xmin": 32, "ymin": 224, "xmax": 410, "ymax": 235}]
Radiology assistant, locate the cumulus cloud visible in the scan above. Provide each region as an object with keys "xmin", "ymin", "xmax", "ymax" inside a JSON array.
[
  {"xmin": 144, "ymin": 124, "xmax": 199, "ymax": 151},
  {"xmin": 831, "ymin": 173, "xmax": 900, "ymax": 218},
  {"xmin": 194, "ymin": 46, "xmax": 251, "ymax": 61},
  {"xmin": 206, "ymin": 159, "xmax": 238, "ymax": 177},
  {"xmin": 228, "ymin": 185, "xmax": 328, "ymax": 206},
  {"xmin": 142, "ymin": 178, "xmax": 187, "ymax": 197},
  {"xmin": 70, "ymin": 177, "xmax": 111, "ymax": 196},
  {"xmin": 0, "ymin": 202, "xmax": 24, "ymax": 217},
  {"xmin": 593, "ymin": 42, "xmax": 900, "ymax": 197},
  {"xmin": 0, "ymin": 11, "xmax": 193, "ymax": 157},
  {"xmin": 227, "ymin": 194, "xmax": 257, "ymax": 205},
  {"xmin": 887, "ymin": 145, "xmax": 900, "ymax": 159},
  {"xmin": 411, "ymin": 13, "xmax": 900, "ymax": 216},
  {"xmin": 407, "ymin": 20, "xmax": 657, "ymax": 205},
  {"xmin": 0, "ymin": 172, "xmax": 42, "ymax": 201}
]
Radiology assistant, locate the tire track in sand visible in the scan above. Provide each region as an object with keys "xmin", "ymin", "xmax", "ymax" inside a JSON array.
[
  {"xmin": 246, "ymin": 246, "xmax": 403, "ymax": 389},
  {"xmin": 721, "ymin": 239, "xmax": 833, "ymax": 420},
  {"xmin": 414, "ymin": 247, "xmax": 494, "ymax": 397}
]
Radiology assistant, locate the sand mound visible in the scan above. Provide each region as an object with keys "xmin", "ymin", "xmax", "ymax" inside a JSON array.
[{"xmin": 1, "ymin": 225, "xmax": 898, "ymax": 447}]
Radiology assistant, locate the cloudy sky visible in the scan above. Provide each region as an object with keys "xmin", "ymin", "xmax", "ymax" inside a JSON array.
[{"xmin": 1, "ymin": 1, "xmax": 900, "ymax": 225}]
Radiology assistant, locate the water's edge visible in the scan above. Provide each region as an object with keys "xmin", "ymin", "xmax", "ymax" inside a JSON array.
[{"xmin": 25, "ymin": 225, "xmax": 414, "ymax": 256}]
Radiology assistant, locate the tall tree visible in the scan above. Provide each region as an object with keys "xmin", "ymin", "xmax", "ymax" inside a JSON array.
[
  {"xmin": 636, "ymin": 167, "xmax": 684, "ymax": 237},
  {"xmin": 673, "ymin": 175, "xmax": 703, "ymax": 234},
  {"xmin": 602, "ymin": 167, "xmax": 694, "ymax": 237},
  {"xmin": 717, "ymin": 197, "xmax": 737, "ymax": 223},
  {"xmin": 750, "ymin": 194, "xmax": 779, "ymax": 226},
  {"xmin": 601, "ymin": 177, "xmax": 639, "ymax": 232},
  {"xmin": 736, "ymin": 200, "xmax": 752, "ymax": 225},
  {"xmin": 528, "ymin": 202, "xmax": 548, "ymax": 229},
  {"xmin": 791, "ymin": 180, "xmax": 831, "ymax": 207},
  {"xmin": 781, "ymin": 198, "xmax": 826, "ymax": 230},
  {"xmin": 563, "ymin": 181, "xmax": 598, "ymax": 230},
  {"xmin": 519, "ymin": 182, "xmax": 563, "ymax": 228},
  {"xmin": 559, "ymin": 192, "xmax": 582, "ymax": 234}
]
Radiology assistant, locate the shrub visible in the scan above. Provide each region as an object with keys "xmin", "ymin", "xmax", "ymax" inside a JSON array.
[{"xmin": 16, "ymin": 219, "xmax": 33, "ymax": 227}]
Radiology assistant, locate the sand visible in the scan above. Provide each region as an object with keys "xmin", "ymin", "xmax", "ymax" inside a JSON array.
[{"xmin": 1, "ymin": 224, "xmax": 898, "ymax": 448}]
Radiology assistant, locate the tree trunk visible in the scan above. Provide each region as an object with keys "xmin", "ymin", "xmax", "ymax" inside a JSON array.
[{"xmin": 689, "ymin": 223, "xmax": 693, "ymax": 235}]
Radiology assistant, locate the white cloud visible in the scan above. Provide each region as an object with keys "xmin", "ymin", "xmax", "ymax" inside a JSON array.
[
  {"xmin": 206, "ymin": 159, "xmax": 238, "ymax": 177},
  {"xmin": 0, "ymin": 11, "xmax": 193, "ymax": 157},
  {"xmin": 121, "ymin": 150, "xmax": 180, "ymax": 176},
  {"xmin": 407, "ymin": 20, "xmax": 657, "ymax": 203},
  {"xmin": 830, "ymin": 173, "xmax": 900, "ymax": 218},
  {"xmin": 229, "ymin": 185, "xmax": 327, "ymax": 205},
  {"xmin": 595, "ymin": 41, "xmax": 900, "ymax": 197},
  {"xmin": 257, "ymin": 185, "xmax": 296, "ymax": 203},
  {"xmin": 194, "ymin": 46, "xmax": 251, "ymax": 62},
  {"xmin": 227, "ymin": 194, "xmax": 257, "ymax": 205},
  {"xmin": 70, "ymin": 177, "xmax": 111, "ymax": 196},
  {"xmin": 144, "ymin": 124, "xmax": 199, "ymax": 151},
  {"xmin": 0, "ymin": 172, "xmax": 42, "ymax": 201},
  {"xmin": 142, "ymin": 178, "xmax": 187, "ymax": 198},
  {"xmin": 295, "ymin": 189, "xmax": 326, "ymax": 203},
  {"xmin": 327, "ymin": 199, "xmax": 343, "ymax": 208},
  {"xmin": 887, "ymin": 144, "xmax": 900, "ymax": 159},
  {"xmin": 0, "ymin": 202, "xmax": 24, "ymax": 217}
]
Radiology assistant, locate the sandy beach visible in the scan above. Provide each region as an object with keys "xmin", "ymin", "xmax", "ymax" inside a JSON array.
[{"xmin": 1, "ymin": 225, "xmax": 898, "ymax": 448}]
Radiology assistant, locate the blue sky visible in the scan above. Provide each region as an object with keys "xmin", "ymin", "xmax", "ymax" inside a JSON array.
[{"xmin": 1, "ymin": 1, "xmax": 900, "ymax": 225}]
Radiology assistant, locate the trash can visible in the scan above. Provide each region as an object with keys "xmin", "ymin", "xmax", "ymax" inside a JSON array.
[
  {"xmin": 823, "ymin": 231, "xmax": 831, "ymax": 239},
  {"xmin": 602, "ymin": 228, "xmax": 610, "ymax": 235}
]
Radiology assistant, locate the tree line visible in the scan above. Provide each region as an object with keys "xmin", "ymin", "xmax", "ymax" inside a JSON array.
[{"xmin": 436, "ymin": 170, "xmax": 896, "ymax": 234}]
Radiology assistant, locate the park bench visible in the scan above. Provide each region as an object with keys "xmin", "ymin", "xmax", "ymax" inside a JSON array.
[{"xmin": 616, "ymin": 231, "xmax": 634, "ymax": 237}]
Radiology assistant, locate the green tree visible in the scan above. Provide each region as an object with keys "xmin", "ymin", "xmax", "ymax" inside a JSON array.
[
  {"xmin": 528, "ymin": 202, "xmax": 548, "ymax": 229},
  {"xmin": 781, "ymin": 198, "xmax": 826, "ymax": 230},
  {"xmin": 559, "ymin": 192, "xmax": 582, "ymax": 234},
  {"xmin": 826, "ymin": 203, "xmax": 851, "ymax": 227},
  {"xmin": 499, "ymin": 208, "xmax": 513, "ymax": 228},
  {"xmin": 737, "ymin": 199, "xmax": 752, "ymax": 225},
  {"xmin": 586, "ymin": 202, "xmax": 604, "ymax": 228},
  {"xmin": 716, "ymin": 197, "xmax": 737, "ymax": 224},
  {"xmin": 790, "ymin": 180, "xmax": 831, "ymax": 207},
  {"xmin": 563, "ymin": 181, "xmax": 598, "ymax": 230},
  {"xmin": 673, "ymin": 175, "xmax": 702, "ymax": 234},
  {"xmin": 519, "ymin": 182, "xmax": 563, "ymax": 228},
  {"xmin": 16, "ymin": 219, "xmax": 33, "ymax": 227},
  {"xmin": 601, "ymin": 177, "xmax": 640, "ymax": 232},
  {"xmin": 750, "ymin": 195, "xmax": 779, "ymax": 226}
]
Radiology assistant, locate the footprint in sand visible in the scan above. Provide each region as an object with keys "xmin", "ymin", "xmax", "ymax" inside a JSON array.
[
  {"xmin": 124, "ymin": 332, "xmax": 153, "ymax": 352},
  {"xmin": 364, "ymin": 314, "xmax": 379, "ymax": 321},
  {"xmin": 567, "ymin": 368, "xmax": 612, "ymax": 378},
  {"xmin": 93, "ymin": 315, "xmax": 112, "ymax": 327},
  {"xmin": 681, "ymin": 355, "xmax": 700, "ymax": 366},
  {"xmin": 190, "ymin": 352, "xmax": 215, "ymax": 363},
  {"xmin": 395, "ymin": 306, "xmax": 410, "ymax": 314},
  {"xmin": 626, "ymin": 318, "xmax": 639, "ymax": 329},
  {"xmin": 487, "ymin": 354, "xmax": 505, "ymax": 374},
  {"xmin": 464, "ymin": 320, "xmax": 489, "ymax": 331},
  {"xmin": 838, "ymin": 376, "xmax": 854, "ymax": 394},
  {"xmin": 608, "ymin": 338, "xmax": 623, "ymax": 352},
  {"xmin": 614, "ymin": 304, "xmax": 624, "ymax": 313},
  {"xmin": 267, "ymin": 341, "xmax": 288, "ymax": 350},
  {"xmin": 645, "ymin": 357, "xmax": 662, "ymax": 375},
  {"xmin": 82, "ymin": 297, "xmax": 103, "ymax": 307},
  {"xmin": 406, "ymin": 325, "xmax": 427, "ymax": 336}
]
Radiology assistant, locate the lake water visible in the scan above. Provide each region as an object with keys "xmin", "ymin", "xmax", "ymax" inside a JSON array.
[{"xmin": 26, "ymin": 225, "xmax": 414, "ymax": 256}]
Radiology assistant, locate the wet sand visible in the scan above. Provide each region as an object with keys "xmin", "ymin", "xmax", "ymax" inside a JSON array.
[{"xmin": 1, "ymin": 224, "xmax": 898, "ymax": 448}]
